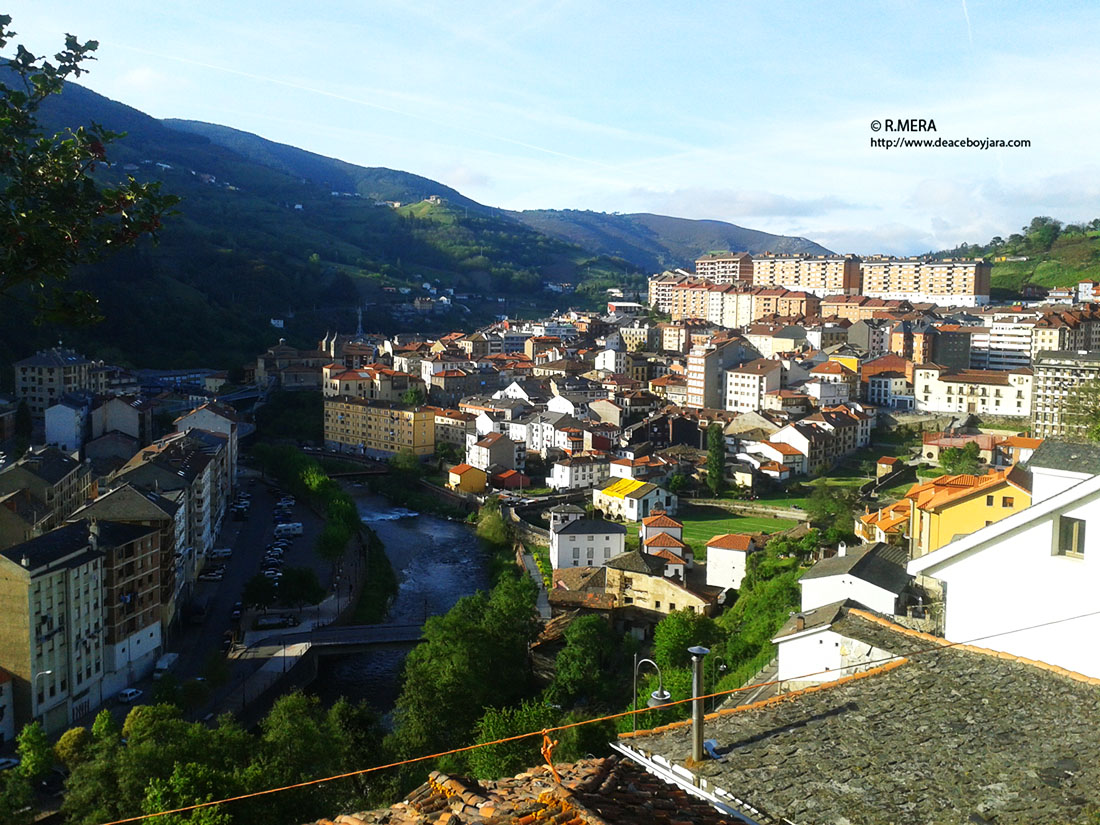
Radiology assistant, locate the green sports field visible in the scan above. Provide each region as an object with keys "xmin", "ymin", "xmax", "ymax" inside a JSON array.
[{"xmin": 631, "ymin": 504, "xmax": 799, "ymax": 553}]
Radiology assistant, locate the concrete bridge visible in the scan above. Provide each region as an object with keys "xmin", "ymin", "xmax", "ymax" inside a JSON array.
[{"xmin": 248, "ymin": 623, "xmax": 425, "ymax": 658}]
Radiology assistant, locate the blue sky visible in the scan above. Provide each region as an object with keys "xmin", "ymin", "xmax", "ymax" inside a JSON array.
[{"xmin": 9, "ymin": 1, "xmax": 1100, "ymax": 255}]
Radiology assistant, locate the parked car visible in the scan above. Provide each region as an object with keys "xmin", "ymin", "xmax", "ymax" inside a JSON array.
[
  {"xmin": 198, "ymin": 571, "xmax": 224, "ymax": 582},
  {"xmin": 231, "ymin": 601, "xmax": 243, "ymax": 619},
  {"xmin": 0, "ymin": 758, "xmax": 19, "ymax": 771},
  {"xmin": 118, "ymin": 688, "xmax": 143, "ymax": 704}
]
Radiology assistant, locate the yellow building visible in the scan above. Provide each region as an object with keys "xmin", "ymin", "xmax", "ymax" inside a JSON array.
[
  {"xmin": 857, "ymin": 498, "xmax": 911, "ymax": 545},
  {"xmin": 323, "ymin": 397, "xmax": 435, "ymax": 459},
  {"xmin": 447, "ymin": 463, "xmax": 487, "ymax": 494},
  {"xmin": 905, "ymin": 466, "xmax": 1031, "ymax": 559}
]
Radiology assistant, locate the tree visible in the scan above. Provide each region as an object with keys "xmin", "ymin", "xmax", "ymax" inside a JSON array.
[
  {"xmin": 389, "ymin": 448, "xmax": 423, "ymax": 475},
  {"xmin": 277, "ymin": 566, "xmax": 325, "ymax": 608},
  {"xmin": 1063, "ymin": 379, "xmax": 1100, "ymax": 443},
  {"xmin": 55, "ymin": 725, "xmax": 92, "ymax": 770},
  {"xmin": 468, "ymin": 700, "xmax": 557, "ymax": 780},
  {"xmin": 652, "ymin": 609, "xmax": 720, "ymax": 671},
  {"xmin": 705, "ymin": 423, "xmax": 726, "ymax": 496},
  {"xmin": 242, "ymin": 573, "xmax": 277, "ymax": 611},
  {"xmin": 401, "ymin": 385, "xmax": 426, "ymax": 407},
  {"xmin": 667, "ymin": 472, "xmax": 688, "ymax": 494},
  {"xmin": 15, "ymin": 721, "xmax": 53, "ymax": 782},
  {"xmin": 0, "ymin": 16, "xmax": 177, "ymax": 324},
  {"xmin": 546, "ymin": 615, "xmax": 621, "ymax": 706},
  {"xmin": 940, "ymin": 441, "xmax": 982, "ymax": 475}
]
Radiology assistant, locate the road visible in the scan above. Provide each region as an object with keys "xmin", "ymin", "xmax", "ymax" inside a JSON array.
[{"xmin": 87, "ymin": 471, "xmax": 353, "ymax": 724}]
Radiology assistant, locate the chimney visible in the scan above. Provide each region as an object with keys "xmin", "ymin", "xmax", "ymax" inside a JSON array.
[
  {"xmin": 688, "ymin": 646, "xmax": 710, "ymax": 764},
  {"xmin": 89, "ymin": 520, "xmax": 99, "ymax": 551},
  {"xmin": 795, "ymin": 613, "xmax": 805, "ymax": 632},
  {"xmin": 21, "ymin": 554, "xmax": 30, "ymax": 568},
  {"xmin": 837, "ymin": 541, "xmax": 847, "ymax": 557}
]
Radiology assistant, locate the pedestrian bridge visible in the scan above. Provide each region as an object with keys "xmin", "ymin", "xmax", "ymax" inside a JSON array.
[{"xmin": 255, "ymin": 623, "xmax": 424, "ymax": 655}]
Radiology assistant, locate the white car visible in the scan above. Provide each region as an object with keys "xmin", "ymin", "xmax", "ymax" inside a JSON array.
[{"xmin": 118, "ymin": 688, "xmax": 143, "ymax": 704}]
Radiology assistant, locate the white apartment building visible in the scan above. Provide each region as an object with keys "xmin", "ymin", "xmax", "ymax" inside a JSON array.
[
  {"xmin": 686, "ymin": 337, "xmax": 751, "ymax": 409},
  {"xmin": 1032, "ymin": 350, "xmax": 1100, "ymax": 438},
  {"xmin": 546, "ymin": 455, "xmax": 611, "ymax": 491},
  {"xmin": 724, "ymin": 359, "xmax": 781, "ymax": 412},
  {"xmin": 968, "ymin": 322, "xmax": 1035, "ymax": 370},
  {"xmin": 913, "ymin": 365, "xmax": 1033, "ymax": 417}
]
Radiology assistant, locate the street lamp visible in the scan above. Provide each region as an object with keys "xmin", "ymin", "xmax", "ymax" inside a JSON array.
[
  {"xmin": 33, "ymin": 670, "xmax": 54, "ymax": 730},
  {"xmin": 688, "ymin": 646, "xmax": 709, "ymax": 763},
  {"xmin": 632, "ymin": 654, "xmax": 671, "ymax": 733}
]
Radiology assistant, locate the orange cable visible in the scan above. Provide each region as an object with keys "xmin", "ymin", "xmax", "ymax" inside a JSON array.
[{"xmin": 94, "ymin": 605, "xmax": 1100, "ymax": 825}]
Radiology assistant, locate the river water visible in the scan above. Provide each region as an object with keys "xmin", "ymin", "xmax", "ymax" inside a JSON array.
[{"xmin": 310, "ymin": 491, "xmax": 489, "ymax": 711}]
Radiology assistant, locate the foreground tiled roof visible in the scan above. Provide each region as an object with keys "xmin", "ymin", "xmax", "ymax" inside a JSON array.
[
  {"xmin": 620, "ymin": 610, "xmax": 1100, "ymax": 825},
  {"xmin": 309, "ymin": 757, "xmax": 748, "ymax": 824}
]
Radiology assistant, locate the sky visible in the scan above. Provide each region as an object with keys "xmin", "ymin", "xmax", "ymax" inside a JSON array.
[{"xmin": 8, "ymin": 1, "xmax": 1100, "ymax": 255}]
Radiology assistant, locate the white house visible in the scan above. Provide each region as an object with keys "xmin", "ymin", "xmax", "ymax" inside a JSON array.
[
  {"xmin": 908, "ymin": 441, "xmax": 1100, "ymax": 679},
  {"xmin": 705, "ymin": 533, "xmax": 757, "ymax": 590},
  {"xmin": 638, "ymin": 512, "xmax": 683, "ymax": 543},
  {"xmin": 593, "ymin": 478, "xmax": 678, "ymax": 522},
  {"xmin": 547, "ymin": 504, "xmax": 626, "ymax": 569},
  {"xmin": 546, "ymin": 454, "xmax": 611, "ymax": 491},
  {"xmin": 547, "ymin": 394, "xmax": 591, "ymax": 419},
  {"xmin": 772, "ymin": 600, "xmax": 898, "ymax": 690},
  {"xmin": 799, "ymin": 541, "xmax": 911, "ymax": 615},
  {"xmin": 45, "ymin": 393, "xmax": 92, "ymax": 454}
]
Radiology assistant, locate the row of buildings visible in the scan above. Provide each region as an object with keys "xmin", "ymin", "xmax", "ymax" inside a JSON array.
[
  {"xmin": 0, "ymin": 397, "xmax": 241, "ymax": 738},
  {"xmin": 664, "ymin": 252, "xmax": 992, "ymax": 304}
]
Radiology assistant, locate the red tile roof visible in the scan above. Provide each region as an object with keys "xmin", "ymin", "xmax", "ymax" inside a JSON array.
[{"xmin": 706, "ymin": 533, "xmax": 754, "ymax": 551}]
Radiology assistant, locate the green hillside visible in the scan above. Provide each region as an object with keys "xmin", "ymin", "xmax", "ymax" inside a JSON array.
[
  {"xmin": 511, "ymin": 209, "xmax": 831, "ymax": 272},
  {"xmin": 934, "ymin": 217, "xmax": 1100, "ymax": 299}
]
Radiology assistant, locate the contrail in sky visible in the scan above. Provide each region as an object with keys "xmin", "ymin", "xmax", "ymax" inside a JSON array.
[
  {"xmin": 961, "ymin": 0, "xmax": 974, "ymax": 48},
  {"xmin": 104, "ymin": 41, "xmax": 616, "ymax": 170}
]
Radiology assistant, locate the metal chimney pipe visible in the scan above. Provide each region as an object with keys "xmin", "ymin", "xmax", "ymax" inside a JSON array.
[{"xmin": 688, "ymin": 645, "xmax": 710, "ymax": 763}]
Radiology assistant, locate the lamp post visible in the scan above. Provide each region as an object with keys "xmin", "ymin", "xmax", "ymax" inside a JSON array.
[
  {"xmin": 632, "ymin": 654, "xmax": 671, "ymax": 733},
  {"xmin": 709, "ymin": 655, "xmax": 727, "ymax": 712},
  {"xmin": 33, "ymin": 670, "xmax": 54, "ymax": 731}
]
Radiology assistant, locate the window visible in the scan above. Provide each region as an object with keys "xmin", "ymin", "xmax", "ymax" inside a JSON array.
[
  {"xmin": 1002, "ymin": 496, "xmax": 1014, "ymax": 508},
  {"xmin": 1055, "ymin": 516, "xmax": 1086, "ymax": 558},
  {"xmin": 986, "ymin": 495, "xmax": 994, "ymax": 506}
]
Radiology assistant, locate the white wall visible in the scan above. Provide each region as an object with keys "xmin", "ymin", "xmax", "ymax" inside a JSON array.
[
  {"xmin": 775, "ymin": 628, "xmax": 895, "ymax": 686},
  {"xmin": 549, "ymin": 531, "xmax": 624, "ymax": 569},
  {"xmin": 800, "ymin": 574, "xmax": 899, "ymax": 615},
  {"xmin": 706, "ymin": 547, "xmax": 749, "ymax": 590},
  {"xmin": 922, "ymin": 489, "xmax": 1100, "ymax": 679}
]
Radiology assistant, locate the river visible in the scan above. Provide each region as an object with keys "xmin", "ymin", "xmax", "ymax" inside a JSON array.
[{"xmin": 310, "ymin": 490, "xmax": 489, "ymax": 711}]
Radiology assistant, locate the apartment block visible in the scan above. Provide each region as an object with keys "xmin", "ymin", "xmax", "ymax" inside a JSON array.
[
  {"xmin": 0, "ymin": 523, "xmax": 106, "ymax": 735},
  {"xmin": 0, "ymin": 447, "xmax": 95, "ymax": 532},
  {"xmin": 686, "ymin": 336, "xmax": 753, "ymax": 409},
  {"xmin": 324, "ymin": 397, "xmax": 436, "ymax": 459},
  {"xmin": 724, "ymin": 359, "xmax": 782, "ymax": 412},
  {"xmin": 860, "ymin": 256, "xmax": 991, "ymax": 306},
  {"xmin": 751, "ymin": 254, "xmax": 861, "ymax": 297},
  {"xmin": 913, "ymin": 365, "xmax": 1033, "ymax": 417},
  {"xmin": 1032, "ymin": 350, "xmax": 1100, "ymax": 438},
  {"xmin": 14, "ymin": 347, "xmax": 99, "ymax": 417},
  {"xmin": 694, "ymin": 252, "xmax": 753, "ymax": 283}
]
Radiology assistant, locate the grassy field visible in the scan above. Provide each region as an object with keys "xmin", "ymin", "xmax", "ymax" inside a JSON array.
[
  {"xmin": 989, "ymin": 232, "xmax": 1100, "ymax": 293},
  {"xmin": 631, "ymin": 504, "xmax": 799, "ymax": 554}
]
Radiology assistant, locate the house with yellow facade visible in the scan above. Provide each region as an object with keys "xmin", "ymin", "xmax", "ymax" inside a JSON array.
[
  {"xmin": 856, "ymin": 498, "xmax": 911, "ymax": 545},
  {"xmin": 447, "ymin": 463, "xmax": 487, "ymax": 494},
  {"xmin": 904, "ymin": 466, "xmax": 1031, "ymax": 559},
  {"xmin": 323, "ymin": 397, "xmax": 435, "ymax": 459}
]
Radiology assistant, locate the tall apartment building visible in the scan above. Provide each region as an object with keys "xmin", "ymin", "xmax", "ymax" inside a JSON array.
[
  {"xmin": 694, "ymin": 252, "xmax": 753, "ymax": 283},
  {"xmin": 686, "ymin": 337, "xmax": 752, "ymax": 409},
  {"xmin": 1032, "ymin": 350, "xmax": 1100, "ymax": 438},
  {"xmin": 860, "ymin": 256, "xmax": 991, "ymax": 306},
  {"xmin": 724, "ymin": 359, "xmax": 782, "ymax": 412},
  {"xmin": 751, "ymin": 254, "xmax": 861, "ymax": 297},
  {"xmin": 0, "ymin": 522, "xmax": 106, "ymax": 734},
  {"xmin": 968, "ymin": 322, "xmax": 1036, "ymax": 371},
  {"xmin": 324, "ymin": 398, "xmax": 436, "ymax": 459},
  {"xmin": 0, "ymin": 447, "xmax": 95, "ymax": 531},
  {"xmin": 819, "ymin": 296, "xmax": 914, "ymax": 321},
  {"xmin": 14, "ymin": 347, "xmax": 99, "ymax": 417}
]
